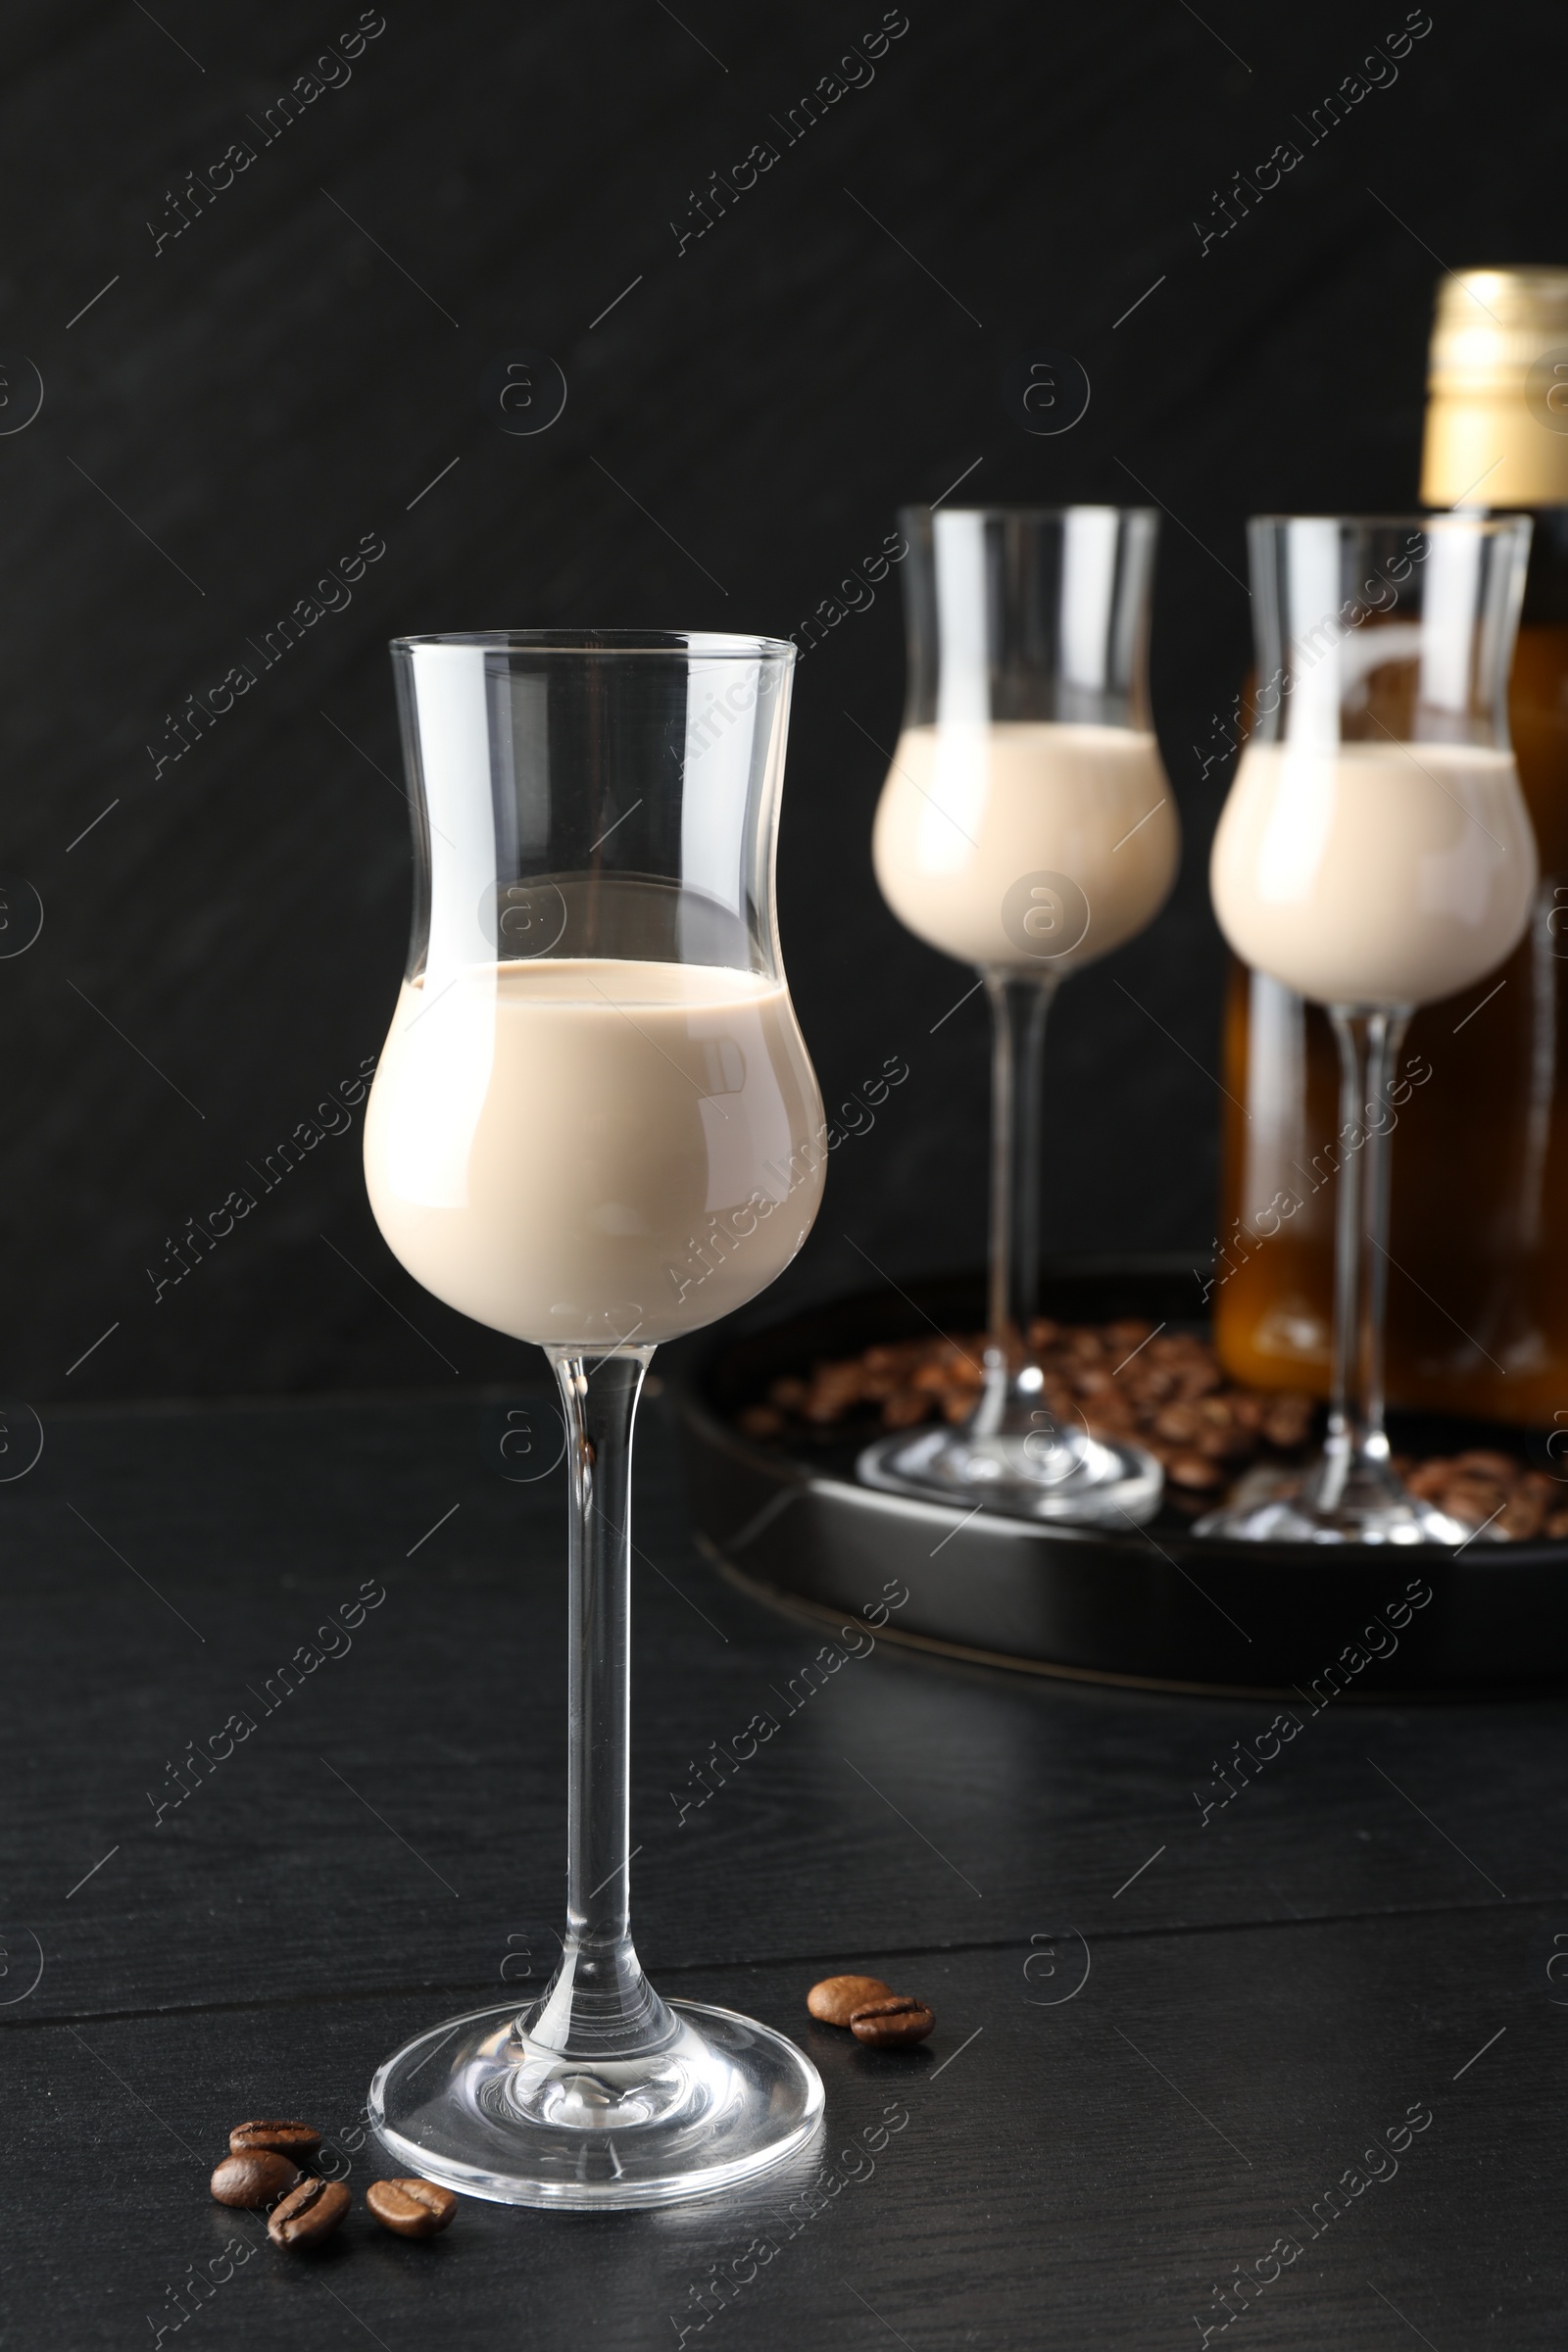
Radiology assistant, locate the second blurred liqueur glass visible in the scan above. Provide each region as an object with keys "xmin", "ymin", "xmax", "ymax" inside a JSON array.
[
  {"xmin": 1203, "ymin": 515, "xmax": 1537, "ymax": 1542},
  {"xmin": 860, "ymin": 506, "xmax": 1179, "ymax": 1521},
  {"xmin": 1216, "ymin": 269, "xmax": 1568, "ymax": 1420},
  {"xmin": 362, "ymin": 631, "xmax": 826, "ymax": 2205}
]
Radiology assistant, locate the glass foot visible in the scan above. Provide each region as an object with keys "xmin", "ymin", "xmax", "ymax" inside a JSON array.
[
  {"xmin": 858, "ymin": 1424, "xmax": 1162, "ymax": 1525},
  {"xmin": 368, "ymin": 1998, "xmax": 823, "ymax": 2210},
  {"xmin": 1195, "ymin": 1457, "xmax": 1472, "ymax": 1545}
]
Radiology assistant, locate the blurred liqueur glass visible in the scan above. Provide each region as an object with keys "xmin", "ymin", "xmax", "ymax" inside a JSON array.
[
  {"xmin": 362, "ymin": 631, "xmax": 826, "ymax": 2206},
  {"xmin": 1216, "ymin": 269, "xmax": 1568, "ymax": 1421},
  {"xmin": 1204, "ymin": 515, "xmax": 1537, "ymax": 1542},
  {"xmin": 860, "ymin": 506, "xmax": 1179, "ymax": 1521}
]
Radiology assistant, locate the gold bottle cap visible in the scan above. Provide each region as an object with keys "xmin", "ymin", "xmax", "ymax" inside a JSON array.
[{"xmin": 1421, "ymin": 267, "xmax": 1568, "ymax": 507}]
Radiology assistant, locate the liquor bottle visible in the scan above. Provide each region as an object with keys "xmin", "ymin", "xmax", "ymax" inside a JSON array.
[{"xmin": 1212, "ymin": 268, "xmax": 1568, "ymax": 1424}]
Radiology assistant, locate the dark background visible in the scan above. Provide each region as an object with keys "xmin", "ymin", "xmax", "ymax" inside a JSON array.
[{"xmin": 1, "ymin": 0, "xmax": 1560, "ymax": 1402}]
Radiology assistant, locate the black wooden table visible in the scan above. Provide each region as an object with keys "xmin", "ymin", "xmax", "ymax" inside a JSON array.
[{"xmin": 2, "ymin": 1386, "xmax": 1562, "ymax": 2348}]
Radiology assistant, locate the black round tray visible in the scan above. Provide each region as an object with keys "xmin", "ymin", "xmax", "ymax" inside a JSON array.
[{"xmin": 667, "ymin": 1259, "xmax": 1568, "ymax": 1696}]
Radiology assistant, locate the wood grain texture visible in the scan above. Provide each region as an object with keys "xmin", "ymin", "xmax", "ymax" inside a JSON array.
[
  {"xmin": 1, "ymin": 1396, "xmax": 1563, "ymax": 2342},
  {"xmin": 0, "ymin": 0, "xmax": 1560, "ymax": 1398}
]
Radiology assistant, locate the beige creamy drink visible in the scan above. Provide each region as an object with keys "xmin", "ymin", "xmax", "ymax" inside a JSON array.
[
  {"xmin": 365, "ymin": 958, "xmax": 824, "ymax": 1347},
  {"xmin": 1210, "ymin": 741, "xmax": 1537, "ymax": 1005},
  {"xmin": 871, "ymin": 721, "xmax": 1177, "ymax": 971}
]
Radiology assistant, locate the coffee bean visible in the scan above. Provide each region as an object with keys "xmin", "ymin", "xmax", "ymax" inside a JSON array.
[
  {"xmin": 1165, "ymin": 1451, "xmax": 1222, "ymax": 1493},
  {"xmin": 1259, "ymin": 1395, "xmax": 1314, "ymax": 1448},
  {"xmin": 807, "ymin": 1973, "xmax": 894, "ymax": 2027},
  {"xmin": 1442, "ymin": 1476, "xmax": 1507, "ymax": 1524},
  {"xmin": 229, "ymin": 2118, "xmax": 321, "ymax": 2162},
  {"xmin": 268, "ymin": 2178, "xmax": 352, "ymax": 2248},
  {"xmin": 1451, "ymin": 1449, "xmax": 1517, "ymax": 1480},
  {"xmin": 849, "ymin": 1995, "xmax": 936, "ymax": 2048},
  {"xmin": 1499, "ymin": 1487, "xmax": 1548, "ymax": 1540},
  {"xmin": 211, "ymin": 2150, "xmax": 301, "ymax": 2209},
  {"xmin": 1152, "ymin": 1402, "xmax": 1202, "ymax": 1445},
  {"xmin": 367, "ymin": 2178, "xmax": 459, "ymax": 2238}
]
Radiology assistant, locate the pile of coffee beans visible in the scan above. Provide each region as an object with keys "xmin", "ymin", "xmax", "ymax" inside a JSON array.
[
  {"xmin": 808, "ymin": 1973, "xmax": 935, "ymax": 2047},
  {"xmin": 740, "ymin": 1319, "xmax": 1314, "ymax": 1498},
  {"xmin": 1400, "ymin": 1449, "xmax": 1568, "ymax": 1540},
  {"xmin": 737, "ymin": 1319, "xmax": 1568, "ymax": 1536},
  {"xmin": 209, "ymin": 2118, "xmax": 457, "ymax": 2248}
]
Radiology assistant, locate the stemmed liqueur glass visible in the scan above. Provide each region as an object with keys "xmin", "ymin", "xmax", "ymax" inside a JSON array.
[
  {"xmin": 1204, "ymin": 515, "xmax": 1537, "ymax": 1542},
  {"xmin": 859, "ymin": 506, "xmax": 1179, "ymax": 1522},
  {"xmin": 362, "ymin": 631, "xmax": 826, "ymax": 2205}
]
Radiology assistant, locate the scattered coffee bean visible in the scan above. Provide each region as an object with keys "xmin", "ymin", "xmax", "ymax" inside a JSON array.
[
  {"xmin": 849, "ymin": 1995, "xmax": 936, "ymax": 2048},
  {"xmin": 367, "ymin": 2178, "xmax": 459, "ymax": 2238},
  {"xmin": 807, "ymin": 1973, "xmax": 894, "ymax": 2027},
  {"xmin": 211, "ymin": 2150, "xmax": 301, "ymax": 2209},
  {"xmin": 229, "ymin": 2118, "xmax": 321, "ymax": 2162},
  {"xmin": 268, "ymin": 2177, "xmax": 352, "ymax": 2248}
]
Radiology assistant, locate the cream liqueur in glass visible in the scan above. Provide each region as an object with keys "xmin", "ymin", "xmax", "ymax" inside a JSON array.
[
  {"xmin": 1211, "ymin": 741, "xmax": 1535, "ymax": 1007},
  {"xmin": 874, "ymin": 719, "xmax": 1176, "ymax": 973},
  {"xmin": 367, "ymin": 958, "xmax": 821, "ymax": 1347}
]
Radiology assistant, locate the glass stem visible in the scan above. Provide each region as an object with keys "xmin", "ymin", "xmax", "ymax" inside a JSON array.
[
  {"xmin": 976, "ymin": 971, "xmax": 1059, "ymax": 1436},
  {"xmin": 1320, "ymin": 1006, "xmax": 1410, "ymax": 1503},
  {"xmin": 530, "ymin": 1341, "xmax": 673, "ymax": 2061}
]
